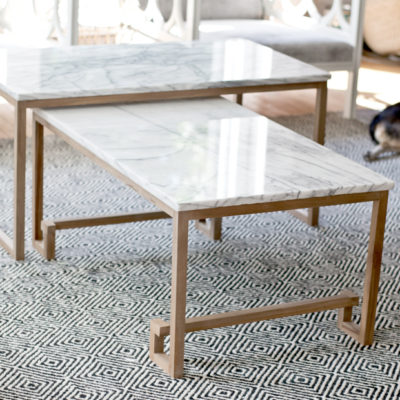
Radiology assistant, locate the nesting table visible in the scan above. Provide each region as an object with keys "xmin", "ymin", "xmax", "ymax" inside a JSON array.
[
  {"xmin": 0, "ymin": 38, "xmax": 329, "ymax": 260},
  {"xmin": 32, "ymin": 98, "xmax": 393, "ymax": 378}
]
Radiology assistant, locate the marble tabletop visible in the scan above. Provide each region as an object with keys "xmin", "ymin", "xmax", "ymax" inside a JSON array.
[
  {"xmin": 0, "ymin": 39, "xmax": 330, "ymax": 101},
  {"xmin": 35, "ymin": 98, "xmax": 394, "ymax": 212}
]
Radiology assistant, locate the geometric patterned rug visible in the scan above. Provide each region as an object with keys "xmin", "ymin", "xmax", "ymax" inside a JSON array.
[{"xmin": 0, "ymin": 110, "xmax": 399, "ymax": 400}]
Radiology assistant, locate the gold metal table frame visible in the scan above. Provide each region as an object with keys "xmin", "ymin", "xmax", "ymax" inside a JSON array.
[{"xmin": 0, "ymin": 80, "xmax": 327, "ymax": 260}]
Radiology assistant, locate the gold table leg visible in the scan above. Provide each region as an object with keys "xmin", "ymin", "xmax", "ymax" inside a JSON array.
[
  {"xmin": 338, "ymin": 192, "xmax": 388, "ymax": 345},
  {"xmin": 0, "ymin": 103, "xmax": 27, "ymax": 260},
  {"xmin": 150, "ymin": 213, "xmax": 188, "ymax": 378}
]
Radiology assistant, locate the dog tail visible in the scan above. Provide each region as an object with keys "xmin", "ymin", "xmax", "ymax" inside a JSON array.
[{"xmin": 369, "ymin": 114, "xmax": 380, "ymax": 144}]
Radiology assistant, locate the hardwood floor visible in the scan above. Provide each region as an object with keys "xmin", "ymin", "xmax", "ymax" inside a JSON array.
[
  {"xmin": 0, "ymin": 103, "xmax": 14, "ymax": 139},
  {"xmin": 247, "ymin": 55, "xmax": 400, "ymax": 118},
  {"xmin": 0, "ymin": 57, "xmax": 398, "ymax": 140},
  {"xmin": 243, "ymin": 88, "xmax": 346, "ymax": 117}
]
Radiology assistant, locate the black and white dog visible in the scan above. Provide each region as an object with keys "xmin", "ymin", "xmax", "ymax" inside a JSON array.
[{"xmin": 364, "ymin": 102, "xmax": 400, "ymax": 161}]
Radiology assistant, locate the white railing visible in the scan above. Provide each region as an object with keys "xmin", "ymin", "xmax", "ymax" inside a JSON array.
[
  {"xmin": 144, "ymin": 0, "xmax": 202, "ymax": 41},
  {"xmin": 148, "ymin": 0, "xmax": 360, "ymax": 44},
  {"xmin": 38, "ymin": 0, "xmax": 79, "ymax": 45},
  {"xmin": 0, "ymin": 0, "xmax": 9, "ymax": 32},
  {"xmin": 0, "ymin": 0, "xmax": 79, "ymax": 45},
  {"xmin": 265, "ymin": 0, "xmax": 350, "ymax": 31}
]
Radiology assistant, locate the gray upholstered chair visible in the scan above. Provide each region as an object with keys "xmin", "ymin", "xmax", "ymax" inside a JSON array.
[{"xmin": 139, "ymin": 0, "xmax": 365, "ymax": 119}]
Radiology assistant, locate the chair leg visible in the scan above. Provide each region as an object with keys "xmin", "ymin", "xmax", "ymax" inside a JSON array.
[{"xmin": 343, "ymin": 69, "xmax": 359, "ymax": 119}]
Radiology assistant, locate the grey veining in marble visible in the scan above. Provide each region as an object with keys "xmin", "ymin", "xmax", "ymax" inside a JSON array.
[
  {"xmin": 36, "ymin": 98, "xmax": 394, "ymax": 212},
  {"xmin": 0, "ymin": 39, "xmax": 330, "ymax": 101}
]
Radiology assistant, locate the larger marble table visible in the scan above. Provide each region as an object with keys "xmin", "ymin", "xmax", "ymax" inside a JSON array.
[
  {"xmin": 0, "ymin": 38, "xmax": 329, "ymax": 260},
  {"xmin": 32, "ymin": 98, "xmax": 393, "ymax": 378}
]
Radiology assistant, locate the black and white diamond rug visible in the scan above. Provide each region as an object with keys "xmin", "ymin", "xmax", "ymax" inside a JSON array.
[{"xmin": 0, "ymin": 111, "xmax": 399, "ymax": 400}]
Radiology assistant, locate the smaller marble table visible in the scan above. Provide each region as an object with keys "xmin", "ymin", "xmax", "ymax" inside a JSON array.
[{"xmin": 32, "ymin": 98, "xmax": 393, "ymax": 378}]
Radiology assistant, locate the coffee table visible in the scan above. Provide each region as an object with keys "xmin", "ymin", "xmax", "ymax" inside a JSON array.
[
  {"xmin": 32, "ymin": 98, "xmax": 393, "ymax": 378},
  {"xmin": 0, "ymin": 39, "xmax": 329, "ymax": 260}
]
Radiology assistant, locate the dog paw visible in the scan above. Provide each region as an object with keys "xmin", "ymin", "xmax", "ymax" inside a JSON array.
[{"xmin": 363, "ymin": 151, "xmax": 376, "ymax": 162}]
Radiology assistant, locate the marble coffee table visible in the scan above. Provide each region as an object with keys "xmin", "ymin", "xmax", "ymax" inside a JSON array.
[
  {"xmin": 32, "ymin": 98, "xmax": 393, "ymax": 378},
  {"xmin": 0, "ymin": 38, "xmax": 329, "ymax": 260}
]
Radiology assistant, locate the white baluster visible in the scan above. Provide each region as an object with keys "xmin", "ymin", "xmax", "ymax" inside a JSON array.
[
  {"xmin": 186, "ymin": 0, "xmax": 201, "ymax": 40},
  {"xmin": 66, "ymin": 0, "xmax": 79, "ymax": 45},
  {"xmin": 163, "ymin": 0, "xmax": 185, "ymax": 37}
]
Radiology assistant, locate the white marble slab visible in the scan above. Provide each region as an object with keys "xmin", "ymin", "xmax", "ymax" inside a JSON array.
[
  {"xmin": 35, "ymin": 98, "xmax": 394, "ymax": 212},
  {"xmin": 0, "ymin": 39, "xmax": 330, "ymax": 101}
]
